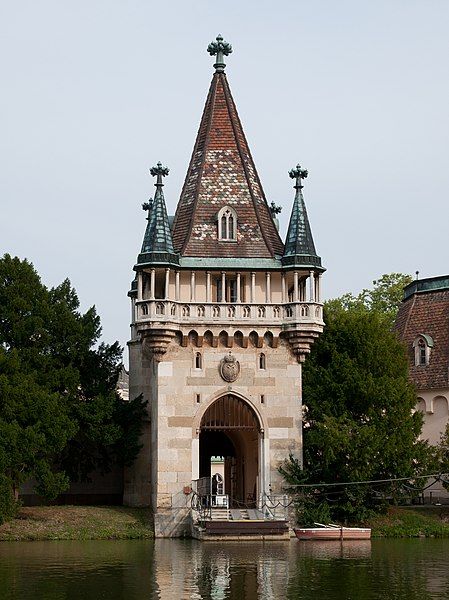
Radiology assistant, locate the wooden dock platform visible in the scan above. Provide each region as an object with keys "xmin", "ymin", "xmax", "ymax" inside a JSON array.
[{"xmin": 192, "ymin": 507, "xmax": 290, "ymax": 540}]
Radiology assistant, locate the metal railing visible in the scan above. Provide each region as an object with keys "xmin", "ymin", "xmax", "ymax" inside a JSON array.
[
  {"xmin": 261, "ymin": 493, "xmax": 291, "ymax": 520},
  {"xmin": 191, "ymin": 485, "xmax": 291, "ymax": 524},
  {"xmin": 191, "ymin": 493, "xmax": 230, "ymax": 523}
]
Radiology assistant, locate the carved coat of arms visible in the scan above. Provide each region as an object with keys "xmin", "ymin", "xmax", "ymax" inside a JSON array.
[{"xmin": 219, "ymin": 353, "xmax": 240, "ymax": 383}]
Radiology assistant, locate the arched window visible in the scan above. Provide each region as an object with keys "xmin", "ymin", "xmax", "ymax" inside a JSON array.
[
  {"xmin": 228, "ymin": 214, "xmax": 234, "ymax": 237},
  {"xmin": 221, "ymin": 215, "xmax": 227, "ymax": 239},
  {"xmin": 413, "ymin": 334, "xmax": 433, "ymax": 367},
  {"xmin": 418, "ymin": 340, "xmax": 426, "ymax": 365},
  {"xmin": 259, "ymin": 353, "xmax": 266, "ymax": 370},
  {"xmin": 195, "ymin": 352, "xmax": 202, "ymax": 369},
  {"xmin": 217, "ymin": 206, "xmax": 237, "ymax": 241}
]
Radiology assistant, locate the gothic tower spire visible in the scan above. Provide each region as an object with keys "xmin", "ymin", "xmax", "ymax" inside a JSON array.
[
  {"xmin": 171, "ymin": 35, "xmax": 284, "ymax": 259},
  {"xmin": 282, "ymin": 164, "xmax": 322, "ymax": 269},
  {"xmin": 138, "ymin": 162, "xmax": 178, "ymax": 266}
]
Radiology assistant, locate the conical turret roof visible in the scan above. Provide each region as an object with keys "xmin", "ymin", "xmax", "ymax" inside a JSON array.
[
  {"xmin": 138, "ymin": 163, "xmax": 178, "ymax": 266},
  {"xmin": 282, "ymin": 165, "xmax": 322, "ymax": 269},
  {"xmin": 171, "ymin": 36, "xmax": 284, "ymax": 259}
]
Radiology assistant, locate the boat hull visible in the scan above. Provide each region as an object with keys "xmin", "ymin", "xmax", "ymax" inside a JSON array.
[{"xmin": 294, "ymin": 527, "xmax": 371, "ymax": 540}]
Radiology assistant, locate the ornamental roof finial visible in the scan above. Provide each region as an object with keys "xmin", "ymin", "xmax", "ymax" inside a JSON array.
[
  {"xmin": 150, "ymin": 161, "xmax": 169, "ymax": 187},
  {"xmin": 207, "ymin": 34, "xmax": 232, "ymax": 72},
  {"xmin": 289, "ymin": 164, "xmax": 308, "ymax": 189},
  {"xmin": 142, "ymin": 197, "xmax": 153, "ymax": 215}
]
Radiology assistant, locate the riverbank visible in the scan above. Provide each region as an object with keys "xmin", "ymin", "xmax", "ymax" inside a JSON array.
[
  {"xmin": 368, "ymin": 506, "xmax": 449, "ymax": 538},
  {"xmin": 2, "ymin": 505, "xmax": 449, "ymax": 541},
  {"xmin": 0, "ymin": 506, "xmax": 153, "ymax": 541}
]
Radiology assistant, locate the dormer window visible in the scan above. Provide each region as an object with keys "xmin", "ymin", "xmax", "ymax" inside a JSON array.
[
  {"xmin": 217, "ymin": 206, "xmax": 237, "ymax": 241},
  {"xmin": 413, "ymin": 334, "xmax": 433, "ymax": 366}
]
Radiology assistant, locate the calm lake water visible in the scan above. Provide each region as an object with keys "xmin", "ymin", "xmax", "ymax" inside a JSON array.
[{"xmin": 1, "ymin": 538, "xmax": 449, "ymax": 599}]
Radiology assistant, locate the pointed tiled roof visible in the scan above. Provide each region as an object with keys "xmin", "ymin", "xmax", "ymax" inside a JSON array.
[
  {"xmin": 137, "ymin": 163, "xmax": 178, "ymax": 266},
  {"xmin": 171, "ymin": 49, "xmax": 284, "ymax": 259},
  {"xmin": 396, "ymin": 276, "xmax": 449, "ymax": 389},
  {"xmin": 282, "ymin": 165, "xmax": 323, "ymax": 269}
]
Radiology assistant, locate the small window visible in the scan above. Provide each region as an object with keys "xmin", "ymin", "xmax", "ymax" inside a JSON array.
[
  {"xmin": 195, "ymin": 393, "xmax": 201, "ymax": 404},
  {"xmin": 217, "ymin": 206, "xmax": 237, "ymax": 241},
  {"xmin": 418, "ymin": 340, "xmax": 426, "ymax": 366},
  {"xmin": 195, "ymin": 352, "xmax": 202, "ymax": 369},
  {"xmin": 260, "ymin": 394, "xmax": 265, "ymax": 404},
  {"xmin": 221, "ymin": 215, "xmax": 227, "ymax": 239},
  {"xmin": 259, "ymin": 353, "xmax": 266, "ymax": 370},
  {"xmin": 413, "ymin": 334, "xmax": 433, "ymax": 367}
]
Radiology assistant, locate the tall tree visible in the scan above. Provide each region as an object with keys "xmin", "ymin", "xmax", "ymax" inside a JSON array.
[
  {"xmin": 0, "ymin": 255, "xmax": 145, "ymax": 522},
  {"xmin": 280, "ymin": 274, "xmax": 429, "ymax": 522}
]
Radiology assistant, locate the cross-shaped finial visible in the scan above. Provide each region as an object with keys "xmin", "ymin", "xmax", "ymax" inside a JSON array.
[
  {"xmin": 207, "ymin": 34, "xmax": 232, "ymax": 72},
  {"xmin": 289, "ymin": 164, "xmax": 308, "ymax": 189},
  {"xmin": 150, "ymin": 162, "xmax": 169, "ymax": 187}
]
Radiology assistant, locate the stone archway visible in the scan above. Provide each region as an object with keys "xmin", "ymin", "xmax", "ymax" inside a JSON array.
[{"xmin": 198, "ymin": 394, "xmax": 261, "ymax": 507}]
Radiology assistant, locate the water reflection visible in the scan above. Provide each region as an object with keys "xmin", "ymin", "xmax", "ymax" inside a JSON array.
[
  {"xmin": 1, "ymin": 538, "xmax": 449, "ymax": 599},
  {"xmin": 154, "ymin": 540, "xmax": 292, "ymax": 599},
  {"xmin": 296, "ymin": 539, "xmax": 372, "ymax": 559}
]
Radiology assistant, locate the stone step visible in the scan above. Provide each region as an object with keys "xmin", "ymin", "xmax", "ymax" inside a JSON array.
[
  {"xmin": 210, "ymin": 508, "xmax": 230, "ymax": 520},
  {"xmin": 209, "ymin": 507, "xmax": 270, "ymax": 521}
]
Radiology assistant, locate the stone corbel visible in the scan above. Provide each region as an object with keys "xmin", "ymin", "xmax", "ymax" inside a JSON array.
[
  {"xmin": 142, "ymin": 329, "xmax": 177, "ymax": 361},
  {"xmin": 283, "ymin": 330, "xmax": 320, "ymax": 363}
]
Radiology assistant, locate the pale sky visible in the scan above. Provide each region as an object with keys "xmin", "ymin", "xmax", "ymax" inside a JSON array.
[{"xmin": 1, "ymin": 1, "xmax": 448, "ymax": 361}]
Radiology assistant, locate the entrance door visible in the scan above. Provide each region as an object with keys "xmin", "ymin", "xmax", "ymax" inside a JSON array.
[{"xmin": 199, "ymin": 395, "xmax": 260, "ymax": 507}]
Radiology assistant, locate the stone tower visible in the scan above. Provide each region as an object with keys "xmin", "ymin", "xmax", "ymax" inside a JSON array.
[{"xmin": 124, "ymin": 36, "xmax": 325, "ymax": 537}]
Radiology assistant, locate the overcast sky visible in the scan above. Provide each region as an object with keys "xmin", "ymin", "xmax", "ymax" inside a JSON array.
[{"xmin": 1, "ymin": 1, "xmax": 448, "ymax": 361}]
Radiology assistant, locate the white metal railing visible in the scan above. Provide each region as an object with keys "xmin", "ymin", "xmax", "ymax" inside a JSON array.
[{"xmin": 134, "ymin": 300, "xmax": 323, "ymax": 325}]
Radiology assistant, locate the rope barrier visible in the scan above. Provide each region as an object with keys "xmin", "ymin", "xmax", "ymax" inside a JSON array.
[{"xmin": 283, "ymin": 473, "xmax": 449, "ymax": 489}]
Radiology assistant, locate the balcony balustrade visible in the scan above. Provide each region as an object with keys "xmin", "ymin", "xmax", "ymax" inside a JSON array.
[{"xmin": 134, "ymin": 299, "xmax": 323, "ymax": 326}]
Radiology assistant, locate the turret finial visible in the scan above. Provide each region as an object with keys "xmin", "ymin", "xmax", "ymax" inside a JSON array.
[
  {"xmin": 289, "ymin": 164, "xmax": 308, "ymax": 189},
  {"xmin": 150, "ymin": 161, "xmax": 169, "ymax": 187},
  {"xmin": 207, "ymin": 34, "xmax": 232, "ymax": 72},
  {"xmin": 142, "ymin": 198, "xmax": 153, "ymax": 218}
]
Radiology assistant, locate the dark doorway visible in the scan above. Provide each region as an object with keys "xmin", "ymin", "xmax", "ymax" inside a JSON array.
[{"xmin": 199, "ymin": 395, "xmax": 260, "ymax": 507}]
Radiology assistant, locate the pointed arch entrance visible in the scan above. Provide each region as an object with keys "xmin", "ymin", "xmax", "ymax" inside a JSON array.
[{"xmin": 199, "ymin": 395, "xmax": 262, "ymax": 507}]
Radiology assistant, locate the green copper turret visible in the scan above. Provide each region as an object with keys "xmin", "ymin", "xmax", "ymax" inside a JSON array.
[
  {"xmin": 282, "ymin": 165, "xmax": 323, "ymax": 269},
  {"xmin": 138, "ymin": 162, "xmax": 179, "ymax": 266}
]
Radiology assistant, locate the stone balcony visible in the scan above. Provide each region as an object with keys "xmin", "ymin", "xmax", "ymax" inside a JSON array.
[
  {"xmin": 134, "ymin": 299, "xmax": 324, "ymax": 330},
  {"xmin": 132, "ymin": 299, "xmax": 324, "ymax": 360}
]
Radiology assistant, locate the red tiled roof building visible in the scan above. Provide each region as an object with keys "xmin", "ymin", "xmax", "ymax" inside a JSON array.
[{"xmin": 396, "ymin": 276, "xmax": 449, "ymax": 447}]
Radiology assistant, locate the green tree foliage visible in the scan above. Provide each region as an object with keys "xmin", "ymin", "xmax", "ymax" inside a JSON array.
[
  {"xmin": 0, "ymin": 254, "xmax": 146, "ymax": 522},
  {"xmin": 326, "ymin": 273, "xmax": 413, "ymax": 327},
  {"xmin": 280, "ymin": 274, "xmax": 430, "ymax": 523}
]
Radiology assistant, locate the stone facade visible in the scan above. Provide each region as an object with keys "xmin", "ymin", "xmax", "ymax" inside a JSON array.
[{"xmin": 125, "ymin": 331, "xmax": 309, "ymax": 535}]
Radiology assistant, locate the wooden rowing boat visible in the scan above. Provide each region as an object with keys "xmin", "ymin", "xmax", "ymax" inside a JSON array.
[{"xmin": 294, "ymin": 522, "xmax": 371, "ymax": 540}]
